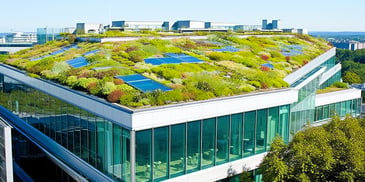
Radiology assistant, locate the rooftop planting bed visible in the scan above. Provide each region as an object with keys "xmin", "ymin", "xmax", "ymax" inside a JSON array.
[{"xmin": 1, "ymin": 33, "xmax": 331, "ymax": 108}]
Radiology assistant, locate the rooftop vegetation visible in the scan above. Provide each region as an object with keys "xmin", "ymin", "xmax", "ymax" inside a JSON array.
[
  {"xmin": 316, "ymin": 82, "xmax": 348, "ymax": 94},
  {"xmin": 1, "ymin": 33, "xmax": 331, "ymax": 108}
]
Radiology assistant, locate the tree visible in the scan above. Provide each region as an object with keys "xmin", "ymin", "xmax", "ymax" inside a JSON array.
[
  {"xmin": 343, "ymin": 71, "xmax": 361, "ymax": 84},
  {"xmin": 260, "ymin": 116, "xmax": 365, "ymax": 182},
  {"xmin": 260, "ymin": 137, "xmax": 289, "ymax": 182}
]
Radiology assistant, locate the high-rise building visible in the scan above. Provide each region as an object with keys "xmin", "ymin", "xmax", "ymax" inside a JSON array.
[
  {"xmin": 262, "ymin": 19, "xmax": 280, "ymax": 30},
  {"xmin": 262, "ymin": 19, "xmax": 268, "ymax": 29}
]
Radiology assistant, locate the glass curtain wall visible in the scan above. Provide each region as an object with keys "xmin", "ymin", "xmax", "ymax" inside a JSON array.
[
  {"xmin": 314, "ymin": 98, "xmax": 361, "ymax": 122},
  {"xmin": 0, "ymin": 74, "xmax": 130, "ymax": 182},
  {"xmin": 290, "ymin": 73, "xmax": 321, "ymax": 136},
  {"xmin": 186, "ymin": 121, "xmax": 200, "ymax": 172},
  {"xmin": 319, "ymin": 71, "xmax": 341, "ymax": 89},
  {"xmin": 135, "ymin": 105, "xmax": 290, "ymax": 181}
]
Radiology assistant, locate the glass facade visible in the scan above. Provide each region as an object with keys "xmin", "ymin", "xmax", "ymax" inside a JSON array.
[
  {"xmin": 314, "ymin": 98, "xmax": 361, "ymax": 122},
  {"xmin": 290, "ymin": 73, "xmax": 320, "ymax": 135},
  {"xmin": 12, "ymin": 130, "xmax": 77, "ymax": 182},
  {"xmin": 319, "ymin": 70, "xmax": 341, "ymax": 89},
  {"xmin": 320, "ymin": 56, "xmax": 336, "ymax": 71},
  {"xmin": 0, "ymin": 121, "xmax": 9, "ymax": 182},
  {"xmin": 135, "ymin": 105, "xmax": 290, "ymax": 181},
  {"xmin": 0, "ymin": 74, "xmax": 130, "ymax": 181}
]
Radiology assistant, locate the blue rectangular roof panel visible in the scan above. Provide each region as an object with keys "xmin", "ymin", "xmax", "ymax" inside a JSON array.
[
  {"xmin": 145, "ymin": 57, "xmax": 185, "ymax": 65},
  {"xmin": 178, "ymin": 56, "xmax": 204, "ymax": 63},
  {"xmin": 30, "ymin": 55, "xmax": 50, "ymax": 61},
  {"xmin": 84, "ymin": 50, "xmax": 100, "ymax": 56},
  {"xmin": 212, "ymin": 46, "xmax": 240, "ymax": 52},
  {"xmin": 62, "ymin": 45, "xmax": 79, "ymax": 51},
  {"xmin": 115, "ymin": 74, "xmax": 172, "ymax": 92},
  {"xmin": 66, "ymin": 57, "xmax": 89, "ymax": 68},
  {"xmin": 50, "ymin": 49, "xmax": 65, "ymax": 55},
  {"xmin": 144, "ymin": 58, "xmax": 165, "ymax": 65},
  {"xmin": 115, "ymin": 74, "xmax": 147, "ymax": 82},
  {"xmin": 146, "ymin": 53, "xmax": 204, "ymax": 65},
  {"xmin": 163, "ymin": 53, "xmax": 189, "ymax": 57},
  {"xmin": 281, "ymin": 45, "xmax": 303, "ymax": 56}
]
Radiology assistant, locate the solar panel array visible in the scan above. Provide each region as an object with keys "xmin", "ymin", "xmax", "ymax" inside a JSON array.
[
  {"xmin": 281, "ymin": 45, "xmax": 303, "ymax": 56},
  {"xmin": 66, "ymin": 57, "xmax": 89, "ymax": 68},
  {"xmin": 144, "ymin": 53, "xmax": 204, "ymax": 65},
  {"xmin": 115, "ymin": 74, "xmax": 172, "ymax": 92},
  {"xmin": 212, "ymin": 46, "xmax": 240, "ymax": 52},
  {"xmin": 84, "ymin": 50, "xmax": 100, "ymax": 56},
  {"xmin": 30, "ymin": 45, "xmax": 79, "ymax": 61}
]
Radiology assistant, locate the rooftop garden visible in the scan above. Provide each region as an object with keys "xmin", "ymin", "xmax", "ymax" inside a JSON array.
[
  {"xmin": 1, "ymin": 33, "xmax": 331, "ymax": 108},
  {"xmin": 316, "ymin": 82, "xmax": 348, "ymax": 94}
]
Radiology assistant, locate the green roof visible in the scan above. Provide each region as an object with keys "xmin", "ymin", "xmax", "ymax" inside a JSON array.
[{"xmin": 2, "ymin": 33, "xmax": 331, "ymax": 108}]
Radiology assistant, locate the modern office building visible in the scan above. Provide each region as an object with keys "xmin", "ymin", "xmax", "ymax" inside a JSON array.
[
  {"xmin": 204, "ymin": 22, "xmax": 237, "ymax": 31},
  {"xmin": 110, "ymin": 21, "xmax": 170, "ymax": 31},
  {"xmin": 233, "ymin": 25, "xmax": 261, "ymax": 32},
  {"xmin": 0, "ymin": 35, "xmax": 361, "ymax": 182},
  {"xmin": 332, "ymin": 41, "xmax": 365, "ymax": 51},
  {"xmin": 282, "ymin": 28, "xmax": 308, "ymax": 35},
  {"xmin": 36, "ymin": 27, "xmax": 75, "ymax": 44},
  {"xmin": 262, "ymin": 19, "xmax": 280, "ymax": 30},
  {"xmin": 171, "ymin": 20, "xmax": 207, "ymax": 32},
  {"xmin": 0, "ymin": 32, "xmax": 36, "ymax": 54},
  {"xmin": 75, "ymin": 23, "xmax": 104, "ymax": 34}
]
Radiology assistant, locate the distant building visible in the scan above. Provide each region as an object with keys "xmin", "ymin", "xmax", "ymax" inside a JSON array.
[
  {"xmin": 282, "ymin": 28, "xmax": 308, "ymax": 34},
  {"xmin": 0, "ymin": 32, "xmax": 36, "ymax": 54},
  {"xmin": 110, "ymin": 21, "xmax": 169, "ymax": 31},
  {"xmin": 36, "ymin": 27, "xmax": 75, "ymax": 44},
  {"xmin": 262, "ymin": 19, "xmax": 280, "ymax": 30},
  {"xmin": 332, "ymin": 41, "xmax": 365, "ymax": 51},
  {"xmin": 0, "ymin": 32, "xmax": 36, "ymax": 44},
  {"xmin": 75, "ymin": 23, "xmax": 104, "ymax": 34},
  {"xmin": 171, "ymin": 20, "xmax": 205, "ymax": 31},
  {"xmin": 234, "ymin": 25, "xmax": 262, "ymax": 32},
  {"xmin": 204, "ymin": 22, "xmax": 236, "ymax": 31}
]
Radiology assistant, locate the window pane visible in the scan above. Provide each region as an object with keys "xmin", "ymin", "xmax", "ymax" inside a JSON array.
[
  {"xmin": 96, "ymin": 120, "xmax": 105, "ymax": 172},
  {"xmin": 135, "ymin": 130, "xmax": 152, "ymax": 182},
  {"xmin": 340, "ymin": 101, "xmax": 346, "ymax": 117},
  {"xmin": 323, "ymin": 105, "xmax": 329, "ymax": 120},
  {"xmin": 267, "ymin": 107, "xmax": 278, "ymax": 150},
  {"xmin": 122, "ymin": 128, "xmax": 130, "ymax": 182},
  {"xmin": 346, "ymin": 100, "xmax": 352, "ymax": 115},
  {"xmin": 318, "ymin": 106, "xmax": 323, "ymax": 120},
  {"xmin": 230, "ymin": 113, "xmax": 242, "ymax": 160},
  {"xmin": 329, "ymin": 104, "xmax": 335, "ymax": 118},
  {"xmin": 335, "ymin": 102, "xmax": 341, "ymax": 116},
  {"xmin": 201, "ymin": 118, "xmax": 216, "ymax": 168},
  {"xmin": 186, "ymin": 121, "xmax": 200, "ymax": 172},
  {"xmin": 279, "ymin": 105, "xmax": 289, "ymax": 143},
  {"xmin": 244, "ymin": 111, "xmax": 255, "ymax": 157},
  {"xmin": 256, "ymin": 109, "xmax": 267, "ymax": 153},
  {"xmin": 153, "ymin": 127, "xmax": 168, "ymax": 181},
  {"xmin": 170, "ymin": 124, "xmax": 185, "ymax": 177},
  {"xmin": 216, "ymin": 116, "xmax": 229, "ymax": 164},
  {"xmin": 113, "ymin": 124, "xmax": 121, "ymax": 179}
]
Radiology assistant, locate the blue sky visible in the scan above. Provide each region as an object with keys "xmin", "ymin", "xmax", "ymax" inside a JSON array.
[{"xmin": 2, "ymin": 0, "xmax": 365, "ymax": 32}]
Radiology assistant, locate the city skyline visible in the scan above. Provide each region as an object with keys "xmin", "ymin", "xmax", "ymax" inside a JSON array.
[{"xmin": 2, "ymin": 0, "xmax": 365, "ymax": 32}]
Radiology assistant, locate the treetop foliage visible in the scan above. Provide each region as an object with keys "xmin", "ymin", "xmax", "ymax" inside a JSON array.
[{"xmin": 260, "ymin": 116, "xmax": 365, "ymax": 182}]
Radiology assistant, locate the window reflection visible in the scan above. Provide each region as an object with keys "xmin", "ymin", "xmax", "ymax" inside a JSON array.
[{"xmin": 0, "ymin": 74, "xmax": 130, "ymax": 182}]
